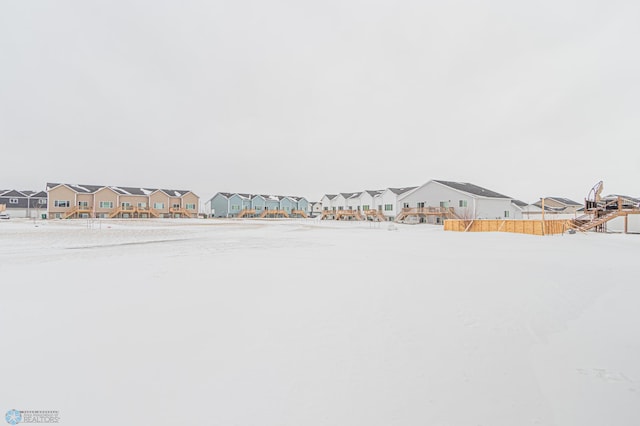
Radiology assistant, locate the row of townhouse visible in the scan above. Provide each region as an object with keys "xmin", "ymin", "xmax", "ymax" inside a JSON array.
[
  {"xmin": 0, "ymin": 190, "xmax": 48, "ymax": 218},
  {"xmin": 322, "ymin": 180, "xmax": 532, "ymax": 222},
  {"xmin": 208, "ymin": 192, "xmax": 309, "ymax": 217},
  {"xmin": 321, "ymin": 188, "xmax": 416, "ymax": 221},
  {"xmin": 47, "ymin": 183, "xmax": 199, "ymax": 219}
]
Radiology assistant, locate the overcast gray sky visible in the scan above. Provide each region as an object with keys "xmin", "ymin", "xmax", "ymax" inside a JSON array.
[{"xmin": 1, "ymin": 0, "xmax": 639, "ymax": 203}]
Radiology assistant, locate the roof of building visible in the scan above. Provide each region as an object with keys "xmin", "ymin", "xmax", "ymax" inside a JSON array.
[
  {"xmin": 433, "ymin": 180, "xmax": 510, "ymax": 199},
  {"xmin": 0, "ymin": 190, "xmax": 28, "ymax": 197},
  {"xmin": 386, "ymin": 187, "xmax": 417, "ymax": 196},
  {"xmin": 323, "ymin": 194, "xmax": 337, "ymax": 200},
  {"xmin": 339, "ymin": 192, "xmax": 359, "ymax": 199},
  {"xmin": 544, "ymin": 197, "xmax": 582, "ymax": 206},
  {"xmin": 365, "ymin": 190, "xmax": 384, "ymax": 197},
  {"xmin": 0, "ymin": 190, "xmax": 48, "ymax": 198},
  {"xmin": 602, "ymin": 194, "xmax": 640, "ymax": 203},
  {"xmin": 511, "ymin": 199, "xmax": 528, "ymax": 207}
]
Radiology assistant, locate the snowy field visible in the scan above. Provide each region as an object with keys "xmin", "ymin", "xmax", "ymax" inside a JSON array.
[{"xmin": 1, "ymin": 218, "xmax": 639, "ymax": 426}]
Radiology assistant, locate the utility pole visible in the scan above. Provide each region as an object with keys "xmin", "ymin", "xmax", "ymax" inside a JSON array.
[{"xmin": 541, "ymin": 197, "xmax": 546, "ymax": 236}]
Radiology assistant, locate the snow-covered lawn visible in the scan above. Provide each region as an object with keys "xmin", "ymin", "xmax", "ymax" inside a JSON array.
[{"xmin": 1, "ymin": 218, "xmax": 638, "ymax": 425}]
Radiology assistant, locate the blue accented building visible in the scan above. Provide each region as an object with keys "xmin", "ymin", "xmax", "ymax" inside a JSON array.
[{"xmin": 207, "ymin": 192, "xmax": 310, "ymax": 218}]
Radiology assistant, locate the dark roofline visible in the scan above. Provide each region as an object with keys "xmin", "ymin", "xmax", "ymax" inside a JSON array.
[{"xmin": 432, "ymin": 180, "xmax": 510, "ymax": 199}]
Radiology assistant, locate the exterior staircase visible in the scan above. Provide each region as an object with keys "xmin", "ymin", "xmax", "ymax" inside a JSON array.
[
  {"xmin": 291, "ymin": 209, "xmax": 308, "ymax": 218},
  {"xmin": 320, "ymin": 210, "xmax": 335, "ymax": 220},
  {"xmin": 170, "ymin": 207, "xmax": 196, "ymax": 218},
  {"xmin": 335, "ymin": 210, "xmax": 363, "ymax": 221},
  {"xmin": 259, "ymin": 209, "xmax": 289, "ymax": 218},
  {"xmin": 237, "ymin": 209, "xmax": 256, "ymax": 218},
  {"xmin": 569, "ymin": 211, "xmax": 621, "ymax": 232},
  {"xmin": 364, "ymin": 210, "xmax": 386, "ymax": 222}
]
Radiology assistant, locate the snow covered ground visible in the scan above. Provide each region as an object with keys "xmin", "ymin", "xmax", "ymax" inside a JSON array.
[{"xmin": 1, "ymin": 218, "xmax": 639, "ymax": 426}]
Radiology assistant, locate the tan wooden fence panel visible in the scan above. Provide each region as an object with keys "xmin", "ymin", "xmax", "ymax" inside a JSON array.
[{"xmin": 444, "ymin": 219, "xmax": 569, "ymax": 235}]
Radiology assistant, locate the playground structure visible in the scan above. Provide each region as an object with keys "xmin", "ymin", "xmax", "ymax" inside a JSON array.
[
  {"xmin": 395, "ymin": 206, "xmax": 459, "ymax": 224},
  {"xmin": 567, "ymin": 181, "xmax": 640, "ymax": 233}
]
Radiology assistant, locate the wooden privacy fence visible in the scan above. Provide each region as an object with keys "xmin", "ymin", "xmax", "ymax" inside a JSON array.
[{"xmin": 444, "ymin": 219, "xmax": 571, "ymax": 236}]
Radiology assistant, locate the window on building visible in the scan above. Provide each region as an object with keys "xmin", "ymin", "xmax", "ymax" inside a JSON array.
[
  {"xmin": 138, "ymin": 202, "xmax": 147, "ymax": 208},
  {"xmin": 504, "ymin": 211, "xmax": 510, "ymax": 218},
  {"xmin": 78, "ymin": 201, "xmax": 89, "ymax": 208},
  {"xmin": 363, "ymin": 205, "xmax": 369, "ymax": 211},
  {"xmin": 99, "ymin": 201, "xmax": 113, "ymax": 209},
  {"xmin": 459, "ymin": 200, "xmax": 468, "ymax": 207},
  {"xmin": 153, "ymin": 202, "xmax": 164, "ymax": 209},
  {"xmin": 54, "ymin": 200, "xmax": 70, "ymax": 208},
  {"xmin": 39, "ymin": 199, "xmax": 47, "ymax": 205},
  {"xmin": 384, "ymin": 204, "xmax": 393, "ymax": 211},
  {"xmin": 324, "ymin": 207, "xmax": 328, "ymax": 211},
  {"xmin": 403, "ymin": 202, "xmax": 409, "ymax": 208},
  {"xmin": 418, "ymin": 202, "xmax": 425, "ymax": 208},
  {"xmin": 9, "ymin": 198, "xmax": 18, "ymax": 204},
  {"xmin": 172, "ymin": 203, "xmax": 180, "ymax": 209},
  {"xmin": 378, "ymin": 205, "xmax": 382, "ymax": 211},
  {"xmin": 439, "ymin": 201, "xmax": 449, "ymax": 208},
  {"xmin": 186, "ymin": 203, "xmax": 196, "ymax": 210}
]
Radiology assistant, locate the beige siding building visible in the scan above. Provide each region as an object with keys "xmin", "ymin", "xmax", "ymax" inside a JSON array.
[{"xmin": 47, "ymin": 183, "xmax": 199, "ymax": 219}]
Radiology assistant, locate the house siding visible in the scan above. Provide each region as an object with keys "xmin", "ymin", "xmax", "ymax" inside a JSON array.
[
  {"xmin": 279, "ymin": 197, "xmax": 296, "ymax": 213},
  {"xmin": 227, "ymin": 194, "xmax": 245, "ymax": 217},
  {"xmin": 48, "ymin": 186, "xmax": 78, "ymax": 217},
  {"xmin": 182, "ymin": 193, "xmax": 199, "ymax": 213},
  {"xmin": 296, "ymin": 198, "xmax": 309, "ymax": 213},
  {"xmin": 252, "ymin": 197, "xmax": 267, "ymax": 212},
  {"xmin": 211, "ymin": 193, "xmax": 230, "ymax": 217},
  {"xmin": 400, "ymin": 181, "xmax": 515, "ymax": 220},
  {"xmin": 95, "ymin": 188, "xmax": 119, "ymax": 214}
]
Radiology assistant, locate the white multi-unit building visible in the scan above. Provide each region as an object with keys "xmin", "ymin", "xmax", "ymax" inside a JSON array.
[
  {"xmin": 398, "ymin": 180, "xmax": 518, "ymax": 221},
  {"xmin": 320, "ymin": 188, "xmax": 415, "ymax": 220},
  {"xmin": 309, "ymin": 202, "xmax": 323, "ymax": 217},
  {"xmin": 377, "ymin": 187, "xmax": 417, "ymax": 220},
  {"xmin": 349, "ymin": 190, "xmax": 382, "ymax": 213},
  {"xmin": 320, "ymin": 194, "xmax": 337, "ymax": 211}
]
